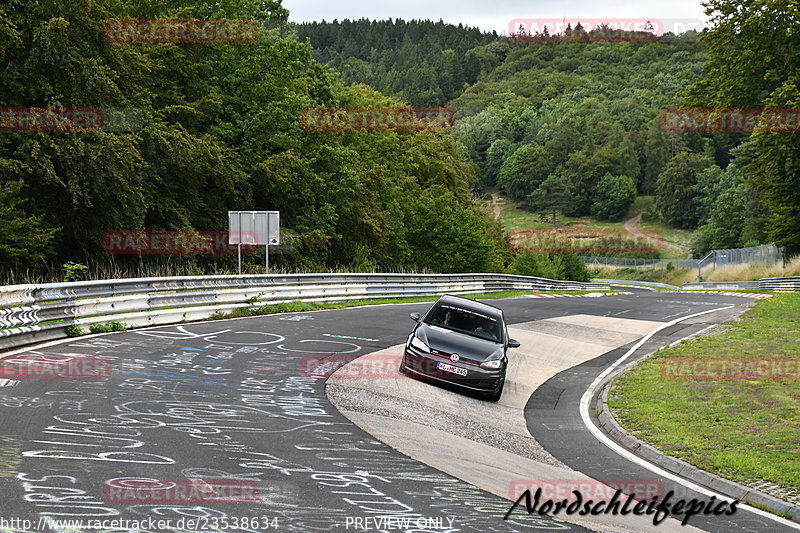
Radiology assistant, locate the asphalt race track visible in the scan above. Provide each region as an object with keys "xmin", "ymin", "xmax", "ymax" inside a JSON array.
[{"xmin": 0, "ymin": 290, "xmax": 792, "ymax": 533}]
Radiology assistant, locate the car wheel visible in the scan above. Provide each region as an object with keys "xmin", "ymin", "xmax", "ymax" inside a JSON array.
[{"xmin": 487, "ymin": 377, "xmax": 505, "ymax": 402}]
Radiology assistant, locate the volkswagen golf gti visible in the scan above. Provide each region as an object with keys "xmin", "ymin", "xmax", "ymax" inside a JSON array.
[{"xmin": 399, "ymin": 294, "xmax": 521, "ymax": 401}]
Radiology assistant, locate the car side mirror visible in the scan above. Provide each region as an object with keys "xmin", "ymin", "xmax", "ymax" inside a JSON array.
[
  {"xmin": 508, "ymin": 339, "xmax": 521, "ymax": 348},
  {"xmin": 410, "ymin": 312, "xmax": 422, "ymax": 322}
]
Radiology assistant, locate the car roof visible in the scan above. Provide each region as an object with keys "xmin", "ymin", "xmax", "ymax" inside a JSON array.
[{"xmin": 435, "ymin": 294, "xmax": 504, "ymax": 318}]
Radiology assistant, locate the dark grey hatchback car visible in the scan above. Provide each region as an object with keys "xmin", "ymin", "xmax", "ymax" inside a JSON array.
[{"xmin": 399, "ymin": 294, "xmax": 521, "ymax": 401}]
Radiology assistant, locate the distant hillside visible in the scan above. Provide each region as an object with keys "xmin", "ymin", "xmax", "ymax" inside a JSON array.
[
  {"xmin": 295, "ymin": 20, "xmax": 774, "ymax": 255},
  {"xmin": 452, "ymin": 34, "xmax": 726, "ymax": 191},
  {"xmin": 450, "ymin": 33, "xmax": 773, "ymax": 253},
  {"xmin": 295, "ymin": 19, "xmax": 499, "ymax": 107},
  {"xmin": 451, "ymin": 33, "xmax": 706, "ymax": 114}
]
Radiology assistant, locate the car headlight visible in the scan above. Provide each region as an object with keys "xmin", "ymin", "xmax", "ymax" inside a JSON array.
[
  {"xmin": 480, "ymin": 359, "xmax": 503, "ymax": 369},
  {"xmin": 409, "ymin": 336, "xmax": 429, "ymax": 352}
]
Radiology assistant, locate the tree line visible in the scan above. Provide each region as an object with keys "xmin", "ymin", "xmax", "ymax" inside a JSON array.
[
  {"xmin": 1, "ymin": 0, "xmax": 796, "ymax": 281},
  {"xmin": 305, "ymin": 4, "xmax": 798, "ymax": 258},
  {"xmin": 295, "ymin": 19, "xmax": 498, "ymax": 107},
  {"xmin": 0, "ymin": 0, "xmax": 506, "ymax": 279}
]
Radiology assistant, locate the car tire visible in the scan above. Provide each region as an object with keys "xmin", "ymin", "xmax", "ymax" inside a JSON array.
[{"xmin": 487, "ymin": 377, "xmax": 505, "ymax": 402}]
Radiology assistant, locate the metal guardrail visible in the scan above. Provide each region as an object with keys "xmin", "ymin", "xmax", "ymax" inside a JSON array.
[
  {"xmin": 583, "ymin": 256, "xmax": 698, "ymax": 269},
  {"xmin": 682, "ymin": 281, "xmax": 762, "ymax": 290},
  {"xmin": 592, "ymin": 279, "xmax": 681, "ymax": 290},
  {"xmin": 598, "ymin": 277, "xmax": 800, "ymax": 292},
  {"xmin": 583, "ymin": 244, "xmax": 783, "ymax": 271},
  {"xmin": 678, "ymin": 277, "xmax": 800, "ymax": 292},
  {"xmin": 0, "ymin": 273, "xmax": 610, "ymax": 352},
  {"xmin": 758, "ymin": 276, "xmax": 800, "ymax": 292}
]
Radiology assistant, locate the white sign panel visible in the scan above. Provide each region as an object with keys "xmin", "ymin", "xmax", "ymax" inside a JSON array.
[
  {"xmin": 267, "ymin": 211, "xmax": 280, "ymax": 245},
  {"xmin": 228, "ymin": 211, "xmax": 279, "ymax": 245}
]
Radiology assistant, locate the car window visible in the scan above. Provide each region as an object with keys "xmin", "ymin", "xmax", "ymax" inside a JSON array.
[{"xmin": 425, "ymin": 304, "xmax": 502, "ymax": 342}]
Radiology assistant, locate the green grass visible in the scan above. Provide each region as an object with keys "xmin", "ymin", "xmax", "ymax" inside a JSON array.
[
  {"xmin": 499, "ymin": 201, "xmax": 624, "ymax": 233},
  {"xmin": 608, "ymin": 294, "xmax": 800, "ymax": 491},
  {"xmin": 497, "ymin": 195, "xmax": 690, "ymax": 259},
  {"xmin": 637, "ymin": 220, "xmax": 695, "ymax": 249},
  {"xmin": 589, "ymin": 266, "xmax": 696, "ymax": 286},
  {"xmin": 628, "ymin": 195, "xmax": 654, "ymax": 216},
  {"xmin": 631, "ymin": 195, "xmax": 695, "ymax": 250}
]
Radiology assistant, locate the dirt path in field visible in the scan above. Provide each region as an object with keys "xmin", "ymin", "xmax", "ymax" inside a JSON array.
[
  {"xmin": 491, "ymin": 191, "xmax": 504, "ymax": 219},
  {"xmin": 624, "ymin": 214, "xmax": 692, "ymax": 258}
]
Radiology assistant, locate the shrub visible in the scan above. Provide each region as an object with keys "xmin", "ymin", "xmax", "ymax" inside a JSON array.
[
  {"xmin": 65, "ymin": 325, "xmax": 86, "ymax": 337},
  {"xmin": 89, "ymin": 323, "xmax": 114, "ymax": 334},
  {"xmin": 63, "ymin": 262, "xmax": 89, "ymax": 282},
  {"xmin": 562, "ymin": 253, "xmax": 590, "ymax": 282},
  {"xmin": 508, "ymin": 253, "xmax": 564, "ymax": 279},
  {"xmin": 591, "ymin": 174, "xmax": 637, "ymax": 221}
]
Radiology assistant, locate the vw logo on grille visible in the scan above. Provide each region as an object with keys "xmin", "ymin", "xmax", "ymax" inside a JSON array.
[{"xmin": 450, "ymin": 353, "xmax": 460, "ymax": 363}]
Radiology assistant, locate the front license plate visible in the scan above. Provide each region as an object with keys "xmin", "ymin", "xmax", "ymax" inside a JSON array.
[{"xmin": 437, "ymin": 362, "xmax": 467, "ymax": 376}]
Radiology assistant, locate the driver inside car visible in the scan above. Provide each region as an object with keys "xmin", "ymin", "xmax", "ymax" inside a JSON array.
[{"xmin": 473, "ymin": 317, "xmax": 499, "ymax": 339}]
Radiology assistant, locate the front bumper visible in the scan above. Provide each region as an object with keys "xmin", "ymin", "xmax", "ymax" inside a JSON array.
[{"xmin": 401, "ymin": 346, "xmax": 504, "ymax": 393}]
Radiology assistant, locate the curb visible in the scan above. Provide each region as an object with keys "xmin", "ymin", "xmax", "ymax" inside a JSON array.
[
  {"xmin": 674, "ymin": 291, "xmax": 772, "ymax": 299},
  {"xmin": 608, "ymin": 284, "xmax": 657, "ymax": 292},
  {"xmin": 592, "ymin": 279, "xmax": 680, "ymax": 290},
  {"xmin": 592, "ymin": 337, "xmax": 800, "ymax": 523},
  {"xmin": 526, "ymin": 291, "xmax": 632, "ymax": 298}
]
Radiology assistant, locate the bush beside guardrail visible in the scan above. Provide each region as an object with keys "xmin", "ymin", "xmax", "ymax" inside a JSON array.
[{"xmin": 0, "ymin": 273, "xmax": 609, "ymax": 352}]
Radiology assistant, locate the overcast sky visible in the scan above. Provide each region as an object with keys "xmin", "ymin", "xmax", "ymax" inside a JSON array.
[{"xmin": 282, "ymin": 0, "xmax": 709, "ymax": 35}]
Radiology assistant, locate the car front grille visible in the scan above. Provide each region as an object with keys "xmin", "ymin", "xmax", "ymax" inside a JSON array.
[{"xmin": 405, "ymin": 354, "xmax": 501, "ymax": 390}]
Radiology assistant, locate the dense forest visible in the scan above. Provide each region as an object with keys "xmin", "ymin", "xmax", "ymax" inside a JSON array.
[
  {"xmin": 0, "ymin": 0, "xmax": 798, "ymax": 281},
  {"xmin": 0, "ymin": 0, "xmax": 505, "ymax": 278},
  {"xmin": 448, "ymin": 33, "xmax": 771, "ymax": 253},
  {"xmin": 295, "ymin": 19, "xmax": 498, "ymax": 107},
  {"xmin": 304, "ymin": 6, "xmax": 798, "ymax": 257}
]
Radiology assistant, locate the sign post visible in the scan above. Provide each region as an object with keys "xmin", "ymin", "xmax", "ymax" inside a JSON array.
[{"xmin": 228, "ymin": 211, "xmax": 280, "ymax": 274}]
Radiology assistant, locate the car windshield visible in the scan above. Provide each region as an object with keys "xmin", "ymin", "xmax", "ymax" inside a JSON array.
[{"xmin": 425, "ymin": 304, "xmax": 502, "ymax": 342}]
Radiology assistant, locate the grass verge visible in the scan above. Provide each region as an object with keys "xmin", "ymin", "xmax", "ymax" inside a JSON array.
[
  {"xmin": 589, "ymin": 266, "xmax": 696, "ymax": 286},
  {"xmin": 607, "ymin": 294, "xmax": 800, "ymax": 492},
  {"xmin": 700, "ymin": 256, "xmax": 800, "ymax": 282},
  {"xmin": 497, "ymin": 195, "xmax": 690, "ymax": 259},
  {"xmin": 637, "ymin": 220, "xmax": 694, "ymax": 249}
]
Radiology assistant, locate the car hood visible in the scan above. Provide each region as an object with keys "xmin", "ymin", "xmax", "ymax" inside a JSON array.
[{"xmin": 417, "ymin": 323, "xmax": 502, "ymax": 362}]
